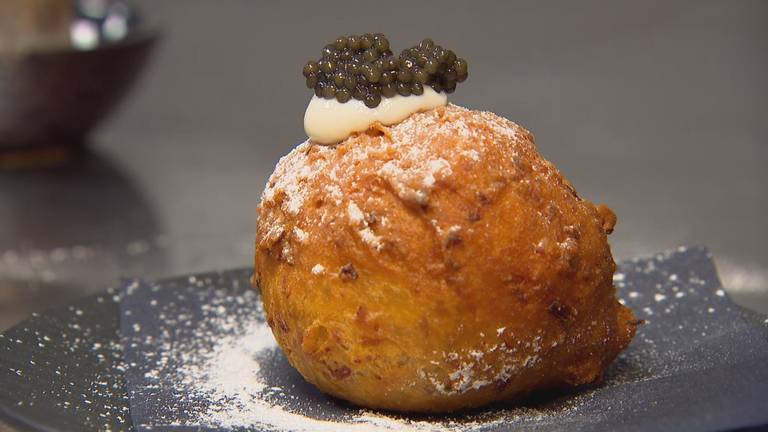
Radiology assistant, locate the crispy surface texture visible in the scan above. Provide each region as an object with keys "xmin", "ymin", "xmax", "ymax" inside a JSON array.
[{"xmin": 254, "ymin": 104, "xmax": 637, "ymax": 413}]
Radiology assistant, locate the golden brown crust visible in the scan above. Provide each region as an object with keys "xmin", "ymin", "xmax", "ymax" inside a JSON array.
[{"xmin": 255, "ymin": 104, "xmax": 637, "ymax": 412}]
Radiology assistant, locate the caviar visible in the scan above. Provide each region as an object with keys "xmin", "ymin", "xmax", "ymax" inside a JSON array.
[{"xmin": 302, "ymin": 34, "xmax": 468, "ymax": 107}]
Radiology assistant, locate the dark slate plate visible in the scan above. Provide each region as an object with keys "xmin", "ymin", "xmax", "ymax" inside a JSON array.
[
  {"xmin": 0, "ymin": 288, "xmax": 132, "ymax": 431},
  {"xmin": 1, "ymin": 247, "xmax": 767, "ymax": 432},
  {"xmin": 120, "ymin": 247, "xmax": 768, "ymax": 432}
]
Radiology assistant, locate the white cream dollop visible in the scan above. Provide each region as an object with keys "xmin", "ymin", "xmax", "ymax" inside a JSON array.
[{"xmin": 303, "ymin": 86, "xmax": 447, "ymax": 145}]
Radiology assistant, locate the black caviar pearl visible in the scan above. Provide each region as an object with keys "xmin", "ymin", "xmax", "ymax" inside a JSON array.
[
  {"xmin": 303, "ymin": 61, "xmax": 318, "ymax": 77},
  {"xmin": 382, "ymin": 56, "xmax": 397, "ymax": 71},
  {"xmin": 348, "ymin": 35, "xmax": 361, "ymax": 50},
  {"xmin": 322, "ymin": 45, "xmax": 336, "ymax": 59},
  {"xmin": 306, "ymin": 75, "xmax": 318, "ymax": 89},
  {"xmin": 336, "ymin": 88, "xmax": 351, "ymax": 103},
  {"xmin": 424, "ymin": 59, "xmax": 438, "ymax": 74},
  {"xmin": 413, "ymin": 68, "xmax": 429, "ymax": 84},
  {"xmin": 340, "ymin": 49, "xmax": 353, "ymax": 61},
  {"xmin": 445, "ymin": 50, "xmax": 457, "ymax": 64},
  {"xmin": 346, "ymin": 62, "xmax": 360, "ymax": 75},
  {"xmin": 411, "ymin": 82, "xmax": 424, "ymax": 95},
  {"xmin": 397, "ymin": 68, "xmax": 413, "ymax": 83},
  {"xmin": 364, "ymin": 92, "xmax": 381, "ymax": 108},
  {"xmin": 381, "ymin": 83, "xmax": 397, "ymax": 97},
  {"xmin": 344, "ymin": 74, "xmax": 357, "ymax": 90},
  {"xmin": 431, "ymin": 81, "xmax": 443, "ymax": 93},
  {"xmin": 457, "ymin": 70, "xmax": 468, "ymax": 82},
  {"xmin": 455, "ymin": 58, "xmax": 468, "ymax": 75},
  {"xmin": 435, "ymin": 47, "xmax": 448, "ymax": 63},
  {"xmin": 444, "ymin": 67, "xmax": 457, "ymax": 82},
  {"xmin": 314, "ymin": 82, "xmax": 324, "ymax": 97},
  {"xmin": 360, "ymin": 34, "xmax": 374, "ymax": 49},
  {"xmin": 373, "ymin": 35, "xmax": 389, "ymax": 52},
  {"xmin": 319, "ymin": 60, "xmax": 335, "ymax": 73},
  {"xmin": 380, "ymin": 70, "xmax": 395, "ymax": 85},
  {"xmin": 363, "ymin": 48, "xmax": 378, "ymax": 63},
  {"xmin": 420, "ymin": 38, "xmax": 434, "ymax": 50},
  {"xmin": 443, "ymin": 79, "xmax": 457, "ymax": 93},
  {"xmin": 372, "ymin": 67, "xmax": 384, "ymax": 82},
  {"xmin": 334, "ymin": 36, "xmax": 348, "ymax": 50},
  {"xmin": 322, "ymin": 84, "xmax": 336, "ymax": 99},
  {"xmin": 333, "ymin": 71, "xmax": 346, "ymax": 87},
  {"xmin": 353, "ymin": 85, "xmax": 367, "ymax": 100},
  {"xmin": 396, "ymin": 82, "xmax": 411, "ymax": 96},
  {"xmin": 362, "ymin": 64, "xmax": 381, "ymax": 82}
]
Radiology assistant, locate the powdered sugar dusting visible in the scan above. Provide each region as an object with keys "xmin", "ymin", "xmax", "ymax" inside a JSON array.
[
  {"xmin": 358, "ymin": 226, "xmax": 384, "ymax": 251},
  {"xmin": 293, "ymin": 227, "xmax": 309, "ymax": 243},
  {"xmin": 348, "ymin": 201, "xmax": 384, "ymax": 251},
  {"xmin": 179, "ymin": 321, "xmax": 277, "ymax": 401},
  {"xmin": 423, "ymin": 158, "xmax": 453, "ymax": 188},
  {"xmin": 261, "ymin": 142, "xmax": 326, "ymax": 216},
  {"xmin": 257, "ymin": 104, "xmax": 534, "ymax": 264},
  {"xmin": 461, "ymin": 149, "xmax": 480, "ymax": 161},
  {"xmin": 347, "ymin": 201, "xmax": 365, "ymax": 225},
  {"xmin": 417, "ymin": 333, "xmax": 543, "ymax": 397}
]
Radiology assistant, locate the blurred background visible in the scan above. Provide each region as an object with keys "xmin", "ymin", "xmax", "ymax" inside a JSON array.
[{"xmin": 0, "ymin": 0, "xmax": 766, "ymax": 337}]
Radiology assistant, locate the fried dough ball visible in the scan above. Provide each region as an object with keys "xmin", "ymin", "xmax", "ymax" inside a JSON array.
[{"xmin": 254, "ymin": 104, "xmax": 638, "ymax": 413}]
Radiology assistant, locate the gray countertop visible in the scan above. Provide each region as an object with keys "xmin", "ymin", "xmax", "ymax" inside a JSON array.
[{"xmin": 1, "ymin": 0, "xmax": 767, "ymax": 331}]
